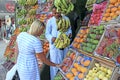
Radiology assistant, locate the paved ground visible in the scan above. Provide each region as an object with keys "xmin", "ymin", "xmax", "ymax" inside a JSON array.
[{"xmin": 0, "ymin": 40, "xmax": 8, "ymax": 80}]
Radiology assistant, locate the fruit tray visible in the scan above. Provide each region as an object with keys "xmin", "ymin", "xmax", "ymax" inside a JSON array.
[
  {"xmin": 94, "ymin": 27, "xmax": 120, "ymax": 63},
  {"xmin": 59, "ymin": 49, "xmax": 78, "ymax": 74},
  {"xmin": 101, "ymin": 0, "xmax": 120, "ymax": 24},
  {"xmin": 72, "ymin": 27, "xmax": 89, "ymax": 50},
  {"xmin": 88, "ymin": 1, "xmax": 108, "ymax": 26},
  {"xmin": 80, "ymin": 25, "xmax": 105, "ymax": 54},
  {"xmin": 84, "ymin": 58, "xmax": 116, "ymax": 80},
  {"xmin": 64, "ymin": 52, "xmax": 93, "ymax": 80}
]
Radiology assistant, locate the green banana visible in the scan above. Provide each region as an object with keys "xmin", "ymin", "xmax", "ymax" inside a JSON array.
[
  {"xmin": 70, "ymin": 2, "xmax": 74, "ymax": 11},
  {"xmin": 62, "ymin": 0, "xmax": 68, "ymax": 8},
  {"xmin": 57, "ymin": 19, "xmax": 62, "ymax": 30}
]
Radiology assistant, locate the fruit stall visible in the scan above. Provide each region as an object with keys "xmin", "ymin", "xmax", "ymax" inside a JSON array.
[
  {"xmin": 3, "ymin": 0, "xmax": 120, "ymax": 80},
  {"xmin": 53, "ymin": 0, "xmax": 120, "ymax": 80}
]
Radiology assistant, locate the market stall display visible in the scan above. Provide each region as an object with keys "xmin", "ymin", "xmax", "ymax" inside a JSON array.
[
  {"xmin": 59, "ymin": 49, "xmax": 77, "ymax": 74},
  {"xmin": 4, "ymin": 0, "xmax": 53, "ymax": 68},
  {"xmin": 54, "ymin": 0, "xmax": 120, "ymax": 80},
  {"xmin": 94, "ymin": 25, "xmax": 120, "ymax": 64},
  {"xmin": 72, "ymin": 27, "xmax": 89, "ymax": 49},
  {"xmin": 102, "ymin": 0, "xmax": 120, "ymax": 23},
  {"xmin": 3, "ymin": 0, "xmax": 120, "ymax": 79},
  {"xmin": 88, "ymin": 1, "xmax": 108, "ymax": 26},
  {"xmin": 84, "ymin": 59, "xmax": 114, "ymax": 80}
]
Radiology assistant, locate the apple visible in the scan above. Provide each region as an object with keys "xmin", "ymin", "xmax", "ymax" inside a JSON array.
[{"xmin": 117, "ymin": 55, "xmax": 120, "ymax": 64}]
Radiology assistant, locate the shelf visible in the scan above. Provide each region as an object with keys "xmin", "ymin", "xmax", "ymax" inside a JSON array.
[{"xmin": 77, "ymin": 49, "xmax": 116, "ymax": 68}]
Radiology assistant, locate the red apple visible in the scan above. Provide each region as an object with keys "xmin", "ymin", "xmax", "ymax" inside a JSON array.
[{"xmin": 117, "ymin": 55, "xmax": 120, "ymax": 64}]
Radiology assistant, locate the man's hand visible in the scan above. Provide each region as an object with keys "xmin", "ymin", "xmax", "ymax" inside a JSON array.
[
  {"xmin": 52, "ymin": 37, "xmax": 56, "ymax": 43},
  {"xmin": 68, "ymin": 33, "xmax": 72, "ymax": 38}
]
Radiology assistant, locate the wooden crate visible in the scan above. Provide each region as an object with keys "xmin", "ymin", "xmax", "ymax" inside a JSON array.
[
  {"xmin": 84, "ymin": 57, "xmax": 116, "ymax": 80},
  {"xmin": 111, "ymin": 67, "xmax": 120, "ymax": 80}
]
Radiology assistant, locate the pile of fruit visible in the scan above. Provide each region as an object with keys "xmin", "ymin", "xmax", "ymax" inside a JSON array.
[
  {"xmin": 18, "ymin": 19, "xmax": 27, "ymax": 25},
  {"xmin": 19, "ymin": 26, "xmax": 30, "ymax": 32},
  {"xmin": 54, "ymin": 33, "xmax": 70, "ymax": 49},
  {"xmin": 17, "ymin": 9, "xmax": 27, "ymax": 18},
  {"xmin": 72, "ymin": 27, "xmax": 89, "ymax": 49},
  {"xmin": 65, "ymin": 54, "xmax": 92, "ymax": 80},
  {"xmin": 54, "ymin": 72, "xmax": 65, "ymax": 80},
  {"xmin": 54, "ymin": 0, "xmax": 74, "ymax": 14},
  {"xmin": 28, "ymin": 9, "xmax": 36, "ymax": 16},
  {"xmin": 42, "ymin": 41, "xmax": 49, "ymax": 55},
  {"xmin": 86, "ymin": 0, "xmax": 96, "ymax": 11},
  {"xmin": 81, "ymin": 25, "xmax": 104, "ymax": 53},
  {"xmin": 95, "ymin": 27, "xmax": 120, "ymax": 60},
  {"xmin": 88, "ymin": 1, "xmax": 108, "ymax": 26},
  {"xmin": 18, "ymin": 0, "xmax": 37, "ymax": 6},
  {"xmin": 60, "ymin": 50, "xmax": 76, "ymax": 73},
  {"xmin": 39, "ymin": 14, "xmax": 47, "ymax": 22},
  {"xmin": 102, "ymin": 0, "xmax": 120, "ymax": 22},
  {"xmin": 84, "ymin": 62, "xmax": 113, "ymax": 80}
]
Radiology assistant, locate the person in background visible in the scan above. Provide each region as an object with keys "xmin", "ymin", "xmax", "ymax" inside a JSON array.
[
  {"xmin": 5, "ymin": 24, "xmax": 11, "ymax": 40},
  {"xmin": 11, "ymin": 18, "xmax": 16, "ymax": 34},
  {"xmin": 0, "ymin": 22, "xmax": 6, "ymax": 40},
  {"xmin": 15, "ymin": 20, "xmax": 60, "ymax": 80},
  {"xmin": 45, "ymin": 6, "xmax": 72, "ymax": 80}
]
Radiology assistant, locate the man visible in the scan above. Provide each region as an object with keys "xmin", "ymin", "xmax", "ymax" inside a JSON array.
[{"xmin": 45, "ymin": 6, "xmax": 72, "ymax": 80}]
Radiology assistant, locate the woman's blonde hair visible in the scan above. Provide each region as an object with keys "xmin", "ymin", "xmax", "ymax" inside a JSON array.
[{"xmin": 29, "ymin": 20, "xmax": 44, "ymax": 36}]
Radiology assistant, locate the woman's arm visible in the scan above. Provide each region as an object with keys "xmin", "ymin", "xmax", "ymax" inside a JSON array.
[
  {"xmin": 36, "ymin": 53, "xmax": 57, "ymax": 67},
  {"xmin": 14, "ymin": 42, "xmax": 19, "ymax": 63}
]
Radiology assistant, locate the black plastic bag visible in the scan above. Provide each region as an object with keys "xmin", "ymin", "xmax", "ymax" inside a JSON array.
[{"xmin": 12, "ymin": 71, "xmax": 20, "ymax": 80}]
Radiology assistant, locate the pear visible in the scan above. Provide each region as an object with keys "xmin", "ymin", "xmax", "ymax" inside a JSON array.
[
  {"xmin": 103, "ymin": 77, "xmax": 108, "ymax": 80},
  {"xmin": 92, "ymin": 67, "xmax": 98, "ymax": 73},
  {"xmin": 98, "ymin": 74, "xmax": 104, "ymax": 79},
  {"xmin": 107, "ymin": 69, "xmax": 112, "ymax": 75},
  {"xmin": 95, "ymin": 63, "xmax": 100, "ymax": 67}
]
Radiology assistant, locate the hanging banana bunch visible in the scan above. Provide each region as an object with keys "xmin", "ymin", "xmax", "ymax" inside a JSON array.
[
  {"xmin": 54, "ymin": 0, "xmax": 74, "ymax": 15},
  {"xmin": 26, "ymin": 0, "xmax": 37, "ymax": 6},
  {"xmin": 56, "ymin": 17, "xmax": 71, "ymax": 32},
  {"xmin": 54, "ymin": 32, "xmax": 70, "ymax": 49}
]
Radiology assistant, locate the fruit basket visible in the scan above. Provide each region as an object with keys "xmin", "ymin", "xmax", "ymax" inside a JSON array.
[
  {"xmin": 80, "ymin": 25, "xmax": 105, "ymax": 54},
  {"xmin": 64, "ymin": 52, "xmax": 93, "ymax": 80},
  {"xmin": 94, "ymin": 27, "xmax": 120, "ymax": 64},
  {"xmin": 84, "ymin": 58, "xmax": 115, "ymax": 80},
  {"xmin": 59, "ymin": 49, "xmax": 78, "ymax": 74}
]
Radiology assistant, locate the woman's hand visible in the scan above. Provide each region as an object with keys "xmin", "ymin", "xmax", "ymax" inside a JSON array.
[
  {"xmin": 55, "ymin": 64, "xmax": 61, "ymax": 68},
  {"xmin": 52, "ymin": 37, "xmax": 56, "ymax": 43}
]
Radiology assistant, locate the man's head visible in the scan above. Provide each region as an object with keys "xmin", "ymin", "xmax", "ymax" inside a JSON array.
[{"xmin": 51, "ymin": 6, "xmax": 61, "ymax": 19}]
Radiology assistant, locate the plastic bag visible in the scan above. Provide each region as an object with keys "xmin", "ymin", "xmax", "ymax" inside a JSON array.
[{"xmin": 5, "ymin": 64, "xmax": 17, "ymax": 80}]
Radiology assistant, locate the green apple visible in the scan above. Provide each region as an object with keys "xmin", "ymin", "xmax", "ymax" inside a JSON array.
[
  {"xmin": 95, "ymin": 63, "xmax": 100, "ymax": 67},
  {"xmin": 103, "ymin": 77, "xmax": 109, "ymax": 80},
  {"xmin": 107, "ymin": 69, "xmax": 112, "ymax": 75}
]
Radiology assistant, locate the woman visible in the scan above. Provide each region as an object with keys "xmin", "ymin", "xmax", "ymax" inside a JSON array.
[{"xmin": 15, "ymin": 20, "xmax": 59, "ymax": 80}]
